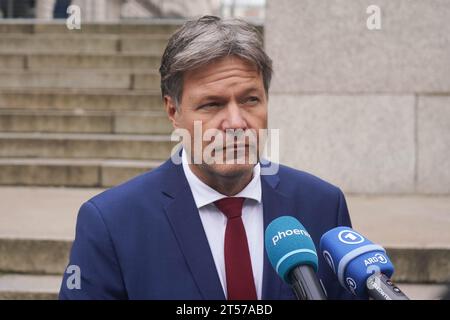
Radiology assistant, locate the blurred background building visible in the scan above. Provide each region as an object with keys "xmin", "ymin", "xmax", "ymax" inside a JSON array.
[
  {"xmin": 0, "ymin": 0, "xmax": 448, "ymax": 299},
  {"xmin": 0, "ymin": 0, "xmax": 265, "ymax": 20}
]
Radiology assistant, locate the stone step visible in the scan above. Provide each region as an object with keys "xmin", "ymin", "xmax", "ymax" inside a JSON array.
[
  {"xmin": 0, "ymin": 238, "xmax": 72, "ymax": 275},
  {"xmin": 0, "ymin": 34, "xmax": 118, "ymax": 54},
  {"xmin": 0, "ymin": 88, "xmax": 163, "ymax": 111},
  {"xmin": 395, "ymin": 283, "xmax": 450, "ymax": 300},
  {"xmin": 119, "ymin": 36, "xmax": 168, "ymax": 55},
  {"xmin": 0, "ymin": 21, "xmax": 183, "ymax": 35},
  {"xmin": 0, "ymin": 132, "xmax": 175, "ymax": 160},
  {"xmin": 0, "ymin": 186, "xmax": 104, "ymax": 241},
  {"xmin": 0, "ymin": 53, "xmax": 161, "ymax": 70},
  {"xmin": 0, "ymin": 70, "xmax": 160, "ymax": 90},
  {"xmin": 0, "ymin": 158, "xmax": 161, "ymax": 187},
  {"xmin": 0, "ymin": 54, "xmax": 25, "ymax": 69},
  {"xmin": 29, "ymin": 53, "xmax": 161, "ymax": 70},
  {"xmin": 387, "ymin": 247, "xmax": 450, "ymax": 284},
  {"xmin": 0, "ymin": 34, "xmax": 168, "ymax": 55},
  {"xmin": 0, "ymin": 274, "xmax": 61, "ymax": 300},
  {"xmin": 2, "ymin": 233, "xmax": 448, "ymax": 284},
  {"xmin": 348, "ymin": 195, "xmax": 450, "ymax": 248},
  {"xmin": 0, "ymin": 21, "xmax": 262, "ymax": 39},
  {"xmin": 0, "ymin": 110, "xmax": 172, "ymax": 134}
]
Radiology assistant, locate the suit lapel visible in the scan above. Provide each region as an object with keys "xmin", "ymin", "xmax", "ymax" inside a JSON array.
[
  {"xmin": 161, "ymin": 160, "xmax": 225, "ymax": 300},
  {"xmin": 261, "ymin": 173, "xmax": 296, "ymax": 300},
  {"xmin": 159, "ymin": 156, "xmax": 294, "ymax": 300}
]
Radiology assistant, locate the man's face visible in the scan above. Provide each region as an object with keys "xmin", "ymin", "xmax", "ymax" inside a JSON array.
[{"xmin": 166, "ymin": 55, "xmax": 268, "ymax": 179}]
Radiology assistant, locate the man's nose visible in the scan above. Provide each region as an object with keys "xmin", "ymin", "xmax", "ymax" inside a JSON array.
[{"xmin": 222, "ymin": 103, "xmax": 248, "ymax": 130}]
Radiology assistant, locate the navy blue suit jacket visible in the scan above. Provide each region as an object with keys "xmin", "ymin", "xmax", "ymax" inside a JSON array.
[{"xmin": 59, "ymin": 158, "xmax": 355, "ymax": 300}]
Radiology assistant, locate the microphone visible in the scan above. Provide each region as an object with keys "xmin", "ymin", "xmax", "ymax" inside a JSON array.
[
  {"xmin": 319, "ymin": 226, "xmax": 409, "ymax": 300},
  {"xmin": 265, "ymin": 216, "xmax": 327, "ymax": 300}
]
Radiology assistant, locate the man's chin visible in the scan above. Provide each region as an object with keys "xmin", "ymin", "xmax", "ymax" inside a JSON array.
[{"xmin": 202, "ymin": 162, "xmax": 256, "ymax": 179}]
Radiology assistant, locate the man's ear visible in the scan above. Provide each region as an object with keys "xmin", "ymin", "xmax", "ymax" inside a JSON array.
[{"xmin": 164, "ymin": 95, "xmax": 180, "ymax": 129}]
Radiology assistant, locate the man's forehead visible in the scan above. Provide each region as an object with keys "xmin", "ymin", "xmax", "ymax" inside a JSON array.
[{"xmin": 184, "ymin": 56, "xmax": 261, "ymax": 83}]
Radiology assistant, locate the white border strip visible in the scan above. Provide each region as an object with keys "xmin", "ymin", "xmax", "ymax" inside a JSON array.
[{"xmin": 276, "ymin": 249, "xmax": 317, "ymax": 274}]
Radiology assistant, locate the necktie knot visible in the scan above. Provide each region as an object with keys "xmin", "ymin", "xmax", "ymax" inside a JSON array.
[{"xmin": 214, "ymin": 197, "xmax": 245, "ymax": 219}]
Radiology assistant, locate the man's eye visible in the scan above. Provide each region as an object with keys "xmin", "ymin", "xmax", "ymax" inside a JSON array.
[
  {"xmin": 244, "ymin": 96, "xmax": 260, "ymax": 105},
  {"xmin": 198, "ymin": 102, "xmax": 220, "ymax": 109}
]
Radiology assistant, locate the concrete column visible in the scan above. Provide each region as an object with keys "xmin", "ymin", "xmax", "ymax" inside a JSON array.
[
  {"xmin": 71, "ymin": 0, "xmax": 122, "ymax": 22},
  {"xmin": 35, "ymin": 0, "xmax": 56, "ymax": 19},
  {"xmin": 265, "ymin": 0, "xmax": 450, "ymax": 194}
]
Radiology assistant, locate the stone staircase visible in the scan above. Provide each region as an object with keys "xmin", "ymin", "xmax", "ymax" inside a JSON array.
[
  {"xmin": 0, "ymin": 21, "xmax": 176, "ymax": 188},
  {"xmin": 0, "ymin": 21, "xmax": 177, "ymax": 298},
  {"xmin": 0, "ymin": 21, "xmax": 449, "ymax": 300}
]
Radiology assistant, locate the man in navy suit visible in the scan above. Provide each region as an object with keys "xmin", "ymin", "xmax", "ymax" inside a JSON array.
[{"xmin": 59, "ymin": 16, "xmax": 354, "ymax": 300}]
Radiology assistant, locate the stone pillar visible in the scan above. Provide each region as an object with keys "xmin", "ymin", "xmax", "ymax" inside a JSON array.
[
  {"xmin": 265, "ymin": 0, "xmax": 450, "ymax": 194},
  {"xmin": 130, "ymin": 0, "xmax": 221, "ymax": 18},
  {"xmin": 71, "ymin": 0, "xmax": 122, "ymax": 22},
  {"xmin": 35, "ymin": 0, "xmax": 56, "ymax": 19},
  {"xmin": 160, "ymin": 0, "xmax": 221, "ymax": 18}
]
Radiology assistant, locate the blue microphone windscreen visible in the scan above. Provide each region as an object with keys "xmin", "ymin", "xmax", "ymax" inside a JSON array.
[
  {"xmin": 265, "ymin": 216, "xmax": 318, "ymax": 283},
  {"xmin": 319, "ymin": 227, "xmax": 394, "ymax": 298}
]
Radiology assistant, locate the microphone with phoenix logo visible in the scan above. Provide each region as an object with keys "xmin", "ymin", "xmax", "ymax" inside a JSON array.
[{"xmin": 265, "ymin": 216, "xmax": 327, "ymax": 300}]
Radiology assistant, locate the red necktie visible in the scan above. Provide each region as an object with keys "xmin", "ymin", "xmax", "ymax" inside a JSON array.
[{"xmin": 214, "ymin": 197, "xmax": 257, "ymax": 300}]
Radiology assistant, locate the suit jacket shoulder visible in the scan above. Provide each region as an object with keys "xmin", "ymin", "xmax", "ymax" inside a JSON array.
[{"xmin": 59, "ymin": 159, "xmax": 355, "ymax": 300}]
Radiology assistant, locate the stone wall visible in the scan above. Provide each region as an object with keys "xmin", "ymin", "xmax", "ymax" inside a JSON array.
[{"xmin": 265, "ymin": 0, "xmax": 450, "ymax": 194}]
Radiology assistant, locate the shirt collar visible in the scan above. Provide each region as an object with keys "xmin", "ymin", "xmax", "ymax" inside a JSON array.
[{"xmin": 181, "ymin": 148, "xmax": 262, "ymax": 209}]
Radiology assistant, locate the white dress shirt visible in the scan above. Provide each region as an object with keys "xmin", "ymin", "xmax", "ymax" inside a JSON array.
[{"xmin": 181, "ymin": 149, "xmax": 264, "ymax": 299}]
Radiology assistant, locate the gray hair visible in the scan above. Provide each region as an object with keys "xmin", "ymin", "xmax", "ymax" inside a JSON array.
[{"xmin": 159, "ymin": 15, "xmax": 273, "ymax": 109}]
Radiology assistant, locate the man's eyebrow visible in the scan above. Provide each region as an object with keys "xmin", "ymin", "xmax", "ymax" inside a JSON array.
[
  {"xmin": 196, "ymin": 88, "xmax": 263, "ymax": 101},
  {"xmin": 238, "ymin": 87, "xmax": 263, "ymax": 96},
  {"xmin": 196, "ymin": 95, "xmax": 226, "ymax": 102}
]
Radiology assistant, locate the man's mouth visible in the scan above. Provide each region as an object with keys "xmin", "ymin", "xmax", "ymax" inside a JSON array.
[
  {"xmin": 215, "ymin": 144, "xmax": 252, "ymax": 152},
  {"xmin": 225, "ymin": 144, "xmax": 248, "ymax": 149}
]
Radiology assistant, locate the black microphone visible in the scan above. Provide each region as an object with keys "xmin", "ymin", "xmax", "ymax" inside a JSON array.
[
  {"xmin": 265, "ymin": 216, "xmax": 327, "ymax": 300},
  {"xmin": 320, "ymin": 226, "xmax": 409, "ymax": 300}
]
